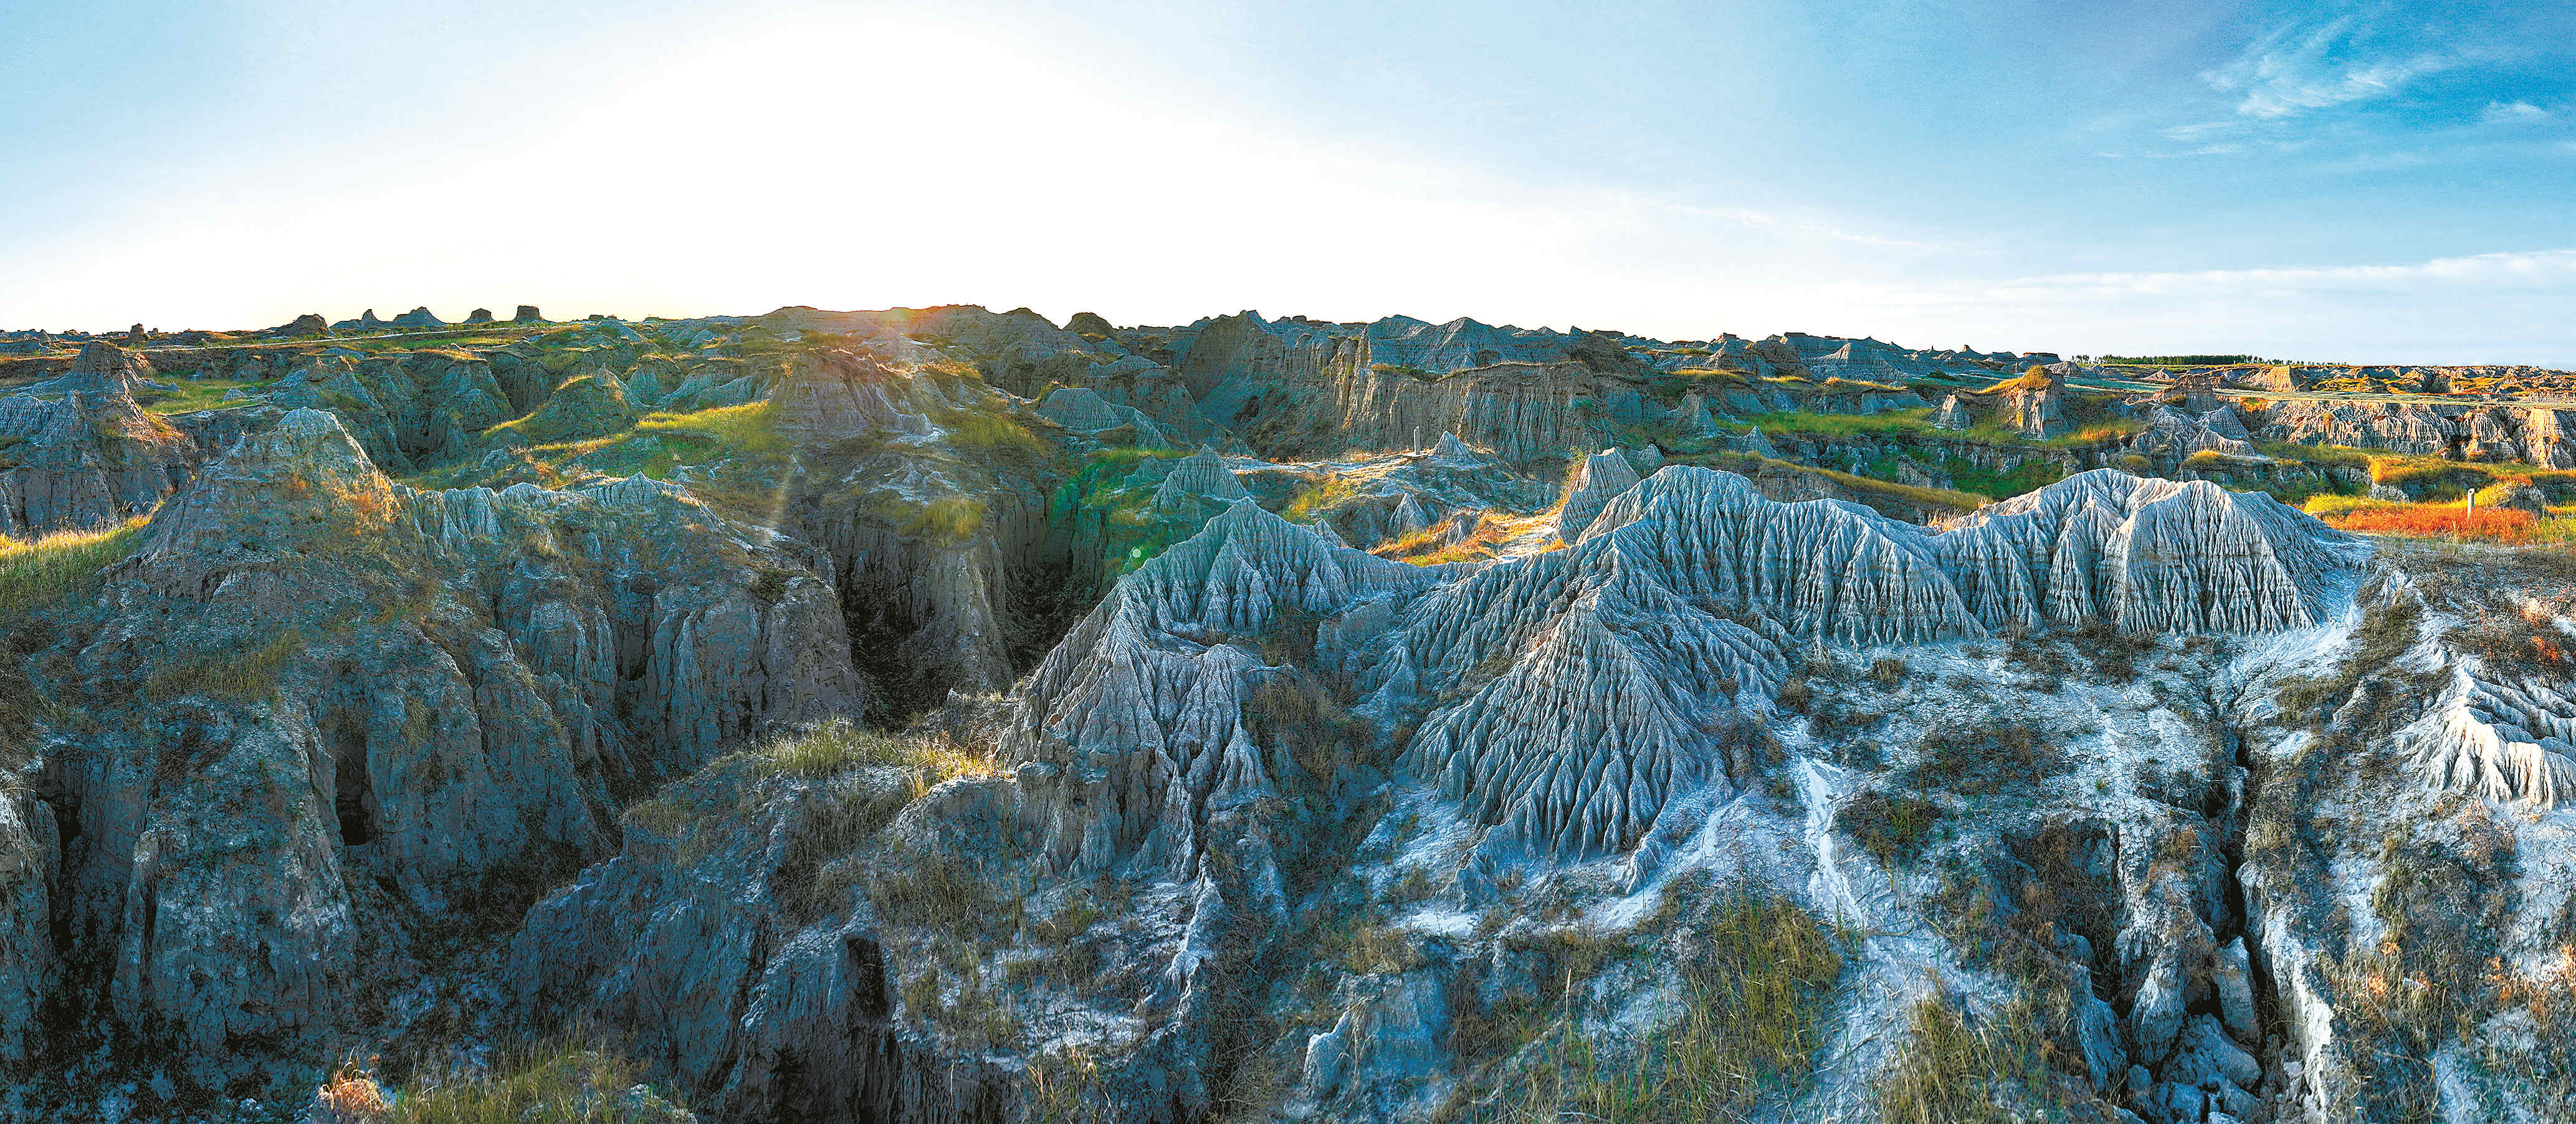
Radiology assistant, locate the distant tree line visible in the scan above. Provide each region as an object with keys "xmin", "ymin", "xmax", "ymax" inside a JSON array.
[{"xmin": 2094, "ymin": 353, "xmax": 2269, "ymax": 366}]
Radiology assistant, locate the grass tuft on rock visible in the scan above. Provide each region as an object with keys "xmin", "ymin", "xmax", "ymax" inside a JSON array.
[
  {"xmin": 1841, "ymin": 788, "xmax": 1945, "ymax": 865},
  {"xmin": 634, "ymin": 400, "xmax": 784, "ymax": 454},
  {"xmin": 751, "ymin": 717, "xmax": 1001, "ymax": 784},
  {"xmin": 1451, "ymin": 887, "xmax": 1843, "ymax": 1122},
  {"xmin": 0, "ymin": 517, "xmax": 146, "ymax": 619},
  {"xmin": 334, "ymin": 1037, "xmax": 692, "ymax": 1123}
]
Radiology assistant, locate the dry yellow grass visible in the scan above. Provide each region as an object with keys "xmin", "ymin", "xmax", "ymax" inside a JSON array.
[{"xmin": 0, "ymin": 517, "xmax": 148, "ymax": 619}]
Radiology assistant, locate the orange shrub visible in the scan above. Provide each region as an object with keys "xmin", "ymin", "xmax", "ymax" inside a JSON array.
[{"xmin": 2315, "ymin": 502, "xmax": 2537, "ymax": 544}]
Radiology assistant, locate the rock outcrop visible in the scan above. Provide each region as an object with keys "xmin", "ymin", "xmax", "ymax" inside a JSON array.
[
  {"xmin": 0, "ymin": 343, "xmax": 198, "ymax": 536},
  {"xmin": 19, "ymin": 408, "xmax": 861, "ymax": 1079},
  {"xmin": 1368, "ymin": 467, "xmax": 2359, "ymax": 854},
  {"xmin": 1005, "ymin": 500, "xmax": 1447, "ymax": 875},
  {"xmin": 1555, "ymin": 447, "xmax": 1641, "ymax": 539},
  {"xmin": 2412, "ymin": 654, "xmax": 2576, "ymax": 807},
  {"xmin": 19, "ymin": 298, "xmax": 2576, "ymax": 1122},
  {"xmin": 1989, "ymin": 368, "xmax": 2068, "ymax": 439}
]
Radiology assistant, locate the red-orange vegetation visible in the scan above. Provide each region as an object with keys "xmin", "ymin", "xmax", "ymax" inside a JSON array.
[{"xmin": 2317, "ymin": 503, "xmax": 2537, "ymax": 544}]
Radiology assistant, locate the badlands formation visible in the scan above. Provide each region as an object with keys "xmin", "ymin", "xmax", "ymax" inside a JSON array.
[{"xmin": 0, "ymin": 307, "xmax": 2571, "ymax": 1123}]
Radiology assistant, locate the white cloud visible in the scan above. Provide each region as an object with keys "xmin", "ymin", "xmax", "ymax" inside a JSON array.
[
  {"xmin": 2022, "ymin": 248, "xmax": 2576, "ymax": 297},
  {"xmin": 2483, "ymin": 100, "xmax": 2551, "ymax": 123},
  {"xmin": 2201, "ymin": 18, "xmax": 2458, "ymax": 120},
  {"xmin": 2161, "ymin": 120, "xmax": 2240, "ymax": 142},
  {"xmin": 1821, "ymin": 249, "xmax": 2576, "ymax": 366}
]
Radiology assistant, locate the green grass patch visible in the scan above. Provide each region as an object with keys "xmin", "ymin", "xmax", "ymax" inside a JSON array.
[
  {"xmin": 867, "ymin": 495, "xmax": 988, "ymax": 541},
  {"xmin": 1646, "ymin": 366, "xmax": 1752, "ymax": 404},
  {"xmin": 1081, "ymin": 445, "xmax": 1188, "ymax": 468},
  {"xmin": 1773, "ymin": 457, "xmax": 1988, "ymax": 514},
  {"xmin": 1939, "ymin": 455, "xmax": 2063, "ymax": 500},
  {"xmin": 1841, "ymin": 788, "xmax": 1945, "ymax": 865},
  {"xmin": 930, "ymin": 401, "xmax": 1053, "ymax": 469},
  {"xmin": 0, "ymin": 517, "xmax": 148, "ymax": 762},
  {"xmin": 1457, "ymin": 887, "xmax": 1844, "ymax": 1122},
  {"xmin": 1284, "ymin": 475, "xmax": 1360, "ymax": 523},
  {"xmin": 0, "ymin": 517, "xmax": 145, "ymax": 620},
  {"xmin": 1733, "ymin": 408, "xmax": 1934, "ymax": 439},
  {"xmin": 138, "ymin": 379, "xmax": 262, "ymax": 414},
  {"xmin": 1901, "ymin": 715, "xmax": 2067, "ymax": 795},
  {"xmin": 333, "ymin": 1038, "xmax": 690, "ymax": 1122},
  {"xmin": 1876, "ymin": 994, "xmax": 2075, "ymax": 1123},
  {"xmin": 634, "ymin": 401, "xmax": 785, "ymax": 454},
  {"xmin": 751, "ymin": 717, "xmax": 1002, "ymax": 784},
  {"xmin": 147, "ymin": 627, "xmax": 304, "ymax": 702}
]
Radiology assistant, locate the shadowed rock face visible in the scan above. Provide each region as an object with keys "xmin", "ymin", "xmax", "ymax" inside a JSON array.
[{"xmin": 16, "ymin": 409, "xmax": 860, "ymax": 1077}]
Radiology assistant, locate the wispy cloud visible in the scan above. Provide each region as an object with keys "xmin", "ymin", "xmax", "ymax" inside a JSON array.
[
  {"xmin": 1920, "ymin": 248, "xmax": 2576, "ymax": 305},
  {"xmin": 2161, "ymin": 120, "xmax": 2240, "ymax": 142},
  {"xmin": 1821, "ymin": 249, "xmax": 2576, "ymax": 366},
  {"xmin": 2200, "ymin": 17, "xmax": 2459, "ymax": 120},
  {"xmin": 2483, "ymin": 100, "xmax": 2551, "ymax": 123},
  {"xmin": 1651, "ymin": 198, "xmax": 1941, "ymax": 251}
]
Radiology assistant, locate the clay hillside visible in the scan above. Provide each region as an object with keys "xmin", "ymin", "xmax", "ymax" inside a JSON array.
[{"xmin": 2, "ymin": 305, "xmax": 2573, "ymax": 1123}]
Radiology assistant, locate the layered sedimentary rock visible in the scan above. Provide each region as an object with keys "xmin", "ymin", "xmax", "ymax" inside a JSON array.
[
  {"xmin": 1152, "ymin": 448, "xmax": 1251, "ymax": 513},
  {"xmin": 1369, "ymin": 468, "xmax": 2350, "ymax": 855},
  {"xmin": 257, "ymin": 347, "xmax": 521, "ymax": 471},
  {"xmin": 270, "ymin": 313, "xmax": 331, "ymax": 338},
  {"xmin": 1039, "ymin": 386, "xmax": 1172, "ymax": 447},
  {"xmin": 2262, "ymin": 400, "xmax": 2452, "ymax": 455},
  {"xmin": 2129, "ymin": 406, "xmax": 2258, "ymax": 461},
  {"xmin": 1933, "ymin": 469, "xmax": 2353, "ymax": 634},
  {"xmin": 1328, "ymin": 361, "xmax": 1656, "ymax": 463},
  {"xmin": 1990, "ymin": 368, "xmax": 2068, "ymax": 439}
]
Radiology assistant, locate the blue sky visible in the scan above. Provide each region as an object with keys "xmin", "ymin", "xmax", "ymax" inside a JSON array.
[{"xmin": 3, "ymin": 0, "xmax": 2572, "ymax": 363}]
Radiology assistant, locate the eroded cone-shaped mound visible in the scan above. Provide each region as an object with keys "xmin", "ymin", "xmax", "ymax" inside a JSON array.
[
  {"xmin": 1152, "ymin": 448, "xmax": 1250, "ymax": 512},
  {"xmin": 1009, "ymin": 464, "xmax": 2364, "ymax": 869},
  {"xmin": 1006, "ymin": 501, "xmax": 1445, "ymax": 874},
  {"xmin": 1934, "ymin": 469, "xmax": 2354, "ymax": 634},
  {"xmin": 64, "ymin": 339, "xmax": 153, "ymax": 397},
  {"xmin": 1555, "ymin": 448, "xmax": 1641, "ymax": 540},
  {"xmin": 1386, "ymin": 466, "xmax": 2360, "ymax": 855},
  {"xmin": 2415, "ymin": 666, "xmax": 2576, "ymax": 808},
  {"xmin": 0, "ymin": 342, "xmax": 195, "ymax": 535},
  {"xmin": 1038, "ymin": 386, "xmax": 1121, "ymax": 431}
]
